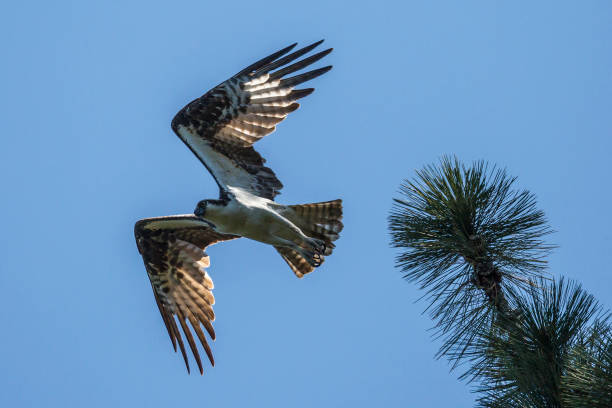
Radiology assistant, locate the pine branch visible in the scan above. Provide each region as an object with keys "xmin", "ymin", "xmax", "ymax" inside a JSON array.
[
  {"xmin": 467, "ymin": 278, "xmax": 608, "ymax": 408},
  {"xmin": 388, "ymin": 156, "xmax": 554, "ymax": 364},
  {"xmin": 562, "ymin": 319, "xmax": 612, "ymax": 407}
]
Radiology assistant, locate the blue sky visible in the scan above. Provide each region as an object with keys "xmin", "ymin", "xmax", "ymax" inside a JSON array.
[{"xmin": 1, "ymin": 1, "xmax": 611, "ymax": 406}]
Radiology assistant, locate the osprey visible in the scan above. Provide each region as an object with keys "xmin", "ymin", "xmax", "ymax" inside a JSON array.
[{"xmin": 135, "ymin": 40, "xmax": 343, "ymax": 374}]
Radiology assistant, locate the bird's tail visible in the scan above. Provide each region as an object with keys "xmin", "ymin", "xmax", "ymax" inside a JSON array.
[{"xmin": 275, "ymin": 199, "xmax": 343, "ymax": 278}]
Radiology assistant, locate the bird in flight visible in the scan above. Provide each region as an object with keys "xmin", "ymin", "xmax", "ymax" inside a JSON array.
[{"xmin": 134, "ymin": 40, "xmax": 343, "ymax": 374}]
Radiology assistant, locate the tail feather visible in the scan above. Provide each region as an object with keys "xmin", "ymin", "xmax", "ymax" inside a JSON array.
[
  {"xmin": 288, "ymin": 199, "xmax": 342, "ymax": 220},
  {"xmin": 275, "ymin": 246, "xmax": 315, "ymax": 278},
  {"xmin": 276, "ymin": 199, "xmax": 343, "ymax": 278},
  {"xmin": 288, "ymin": 199, "xmax": 343, "ymax": 245}
]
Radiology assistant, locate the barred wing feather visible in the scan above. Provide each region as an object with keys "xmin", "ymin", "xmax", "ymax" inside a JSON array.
[
  {"xmin": 171, "ymin": 40, "xmax": 332, "ymax": 199},
  {"xmin": 134, "ymin": 215, "xmax": 239, "ymax": 374}
]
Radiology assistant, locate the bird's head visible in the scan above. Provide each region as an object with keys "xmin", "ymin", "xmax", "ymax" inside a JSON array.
[
  {"xmin": 195, "ymin": 194, "xmax": 231, "ymax": 220},
  {"xmin": 194, "ymin": 199, "xmax": 209, "ymax": 218}
]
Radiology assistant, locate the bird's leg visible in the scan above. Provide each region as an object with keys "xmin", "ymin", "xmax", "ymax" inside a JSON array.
[
  {"xmin": 305, "ymin": 237, "xmax": 326, "ymax": 256},
  {"xmin": 272, "ymin": 222, "xmax": 326, "ymax": 267},
  {"xmin": 300, "ymin": 238, "xmax": 326, "ymax": 267},
  {"xmin": 276, "ymin": 237, "xmax": 325, "ymax": 268}
]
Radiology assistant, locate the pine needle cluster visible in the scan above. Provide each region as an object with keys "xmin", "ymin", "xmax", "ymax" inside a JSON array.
[
  {"xmin": 388, "ymin": 157, "xmax": 611, "ymax": 406},
  {"xmin": 389, "ymin": 156, "xmax": 553, "ymax": 363},
  {"xmin": 469, "ymin": 279, "xmax": 610, "ymax": 407}
]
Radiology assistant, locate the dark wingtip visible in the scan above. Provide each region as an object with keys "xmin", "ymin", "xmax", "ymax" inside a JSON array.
[
  {"xmin": 275, "ymin": 42, "xmax": 299, "ymax": 56},
  {"xmin": 278, "ymin": 65, "xmax": 333, "ymax": 88},
  {"xmin": 268, "ymin": 47, "xmax": 333, "ymax": 81},
  {"xmin": 292, "ymin": 88, "xmax": 315, "ymax": 99},
  {"xmin": 312, "ymin": 39, "xmax": 325, "ymax": 47},
  {"xmin": 253, "ymin": 39, "xmax": 327, "ymax": 76},
  {"xmin": 236, "ymin": 42, "xmax": 298, "ymax": 76},
  {"xmin": 287, "ymin": 102, "xmax": 300, "ymax": 113}
]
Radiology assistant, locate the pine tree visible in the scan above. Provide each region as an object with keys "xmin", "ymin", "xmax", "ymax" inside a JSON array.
[{"xmin": 388, "ymin": 157, "xmax": 612, "ymax": 406}]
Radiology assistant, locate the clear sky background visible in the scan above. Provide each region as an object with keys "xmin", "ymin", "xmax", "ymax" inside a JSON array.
[{"xmin": 1, "ymin": 1, "xmax": 611, "ymax": 407}]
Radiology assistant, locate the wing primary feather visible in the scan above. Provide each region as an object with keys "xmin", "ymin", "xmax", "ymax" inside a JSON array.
[
  {"xmin": 187, "ymin": 315, "xmax": 215, "ymax": 366},
  {"xmin": 239, "ymin": 114, "xmax": 284, "ymax": 127},
  {"xmin": 252, "ymin": 88, "xmax": 314, "ymax": 105},
  {"xmin": 288, "ymin": 88, "xmax": 315, "ymax": 100},
  {"xmin": 176, "ymin": 279, "xmax": 215, "ymax": 325},
  {"xmin": 233, "ymin": 120, "xmax": 276, "ymax": 136},
  {"xmin": 181, "ymin": 272, "xmax": 215, "ymax": 308},
  {"xmin": 268, "ymin": 48, "xmax": 333, "ymax": 81},
  {"xmin": 175, "ymin": 282, "xmax": 217, "ymax": 340},
  {"xmin": 177, "ymin": 309, "xmax": 204, "ymax": 375},
  {"xmin": 253, "ymin": 39, "xmax": 324, "ymax": 76},
  {"xmin": 152, "ymin": 286, "xmax": 177, "ymax": 352},
  {"xmin": 200, "ymin": 315, "xmax": 216, "ymax": 340},
  {"xmin": 245, "ymin": 102, "xmax": 300, "ymax": 116},
  {"xmin": 235, "ymin": 43, "xmax": 298, "ymax": 76},
  {"xmin": 175, "ymin": 285, "xmax": 216, "ymax": 365},
  {"xmin": 169, "ymin": 314, "xmax": 190, "ymax": 374},
  {"xmin": 279, "ymin": 66, "xmax": 333, "ymax": 88}
]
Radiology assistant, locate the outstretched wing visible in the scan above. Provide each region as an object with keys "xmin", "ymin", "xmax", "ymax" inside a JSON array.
[
  {"xmin": 171, "ymin": 40, "xmax": 332, "ymax": 199},
  {"xmin": 134, "ymin": 215, "xmax": 239, "ymax": 374}
]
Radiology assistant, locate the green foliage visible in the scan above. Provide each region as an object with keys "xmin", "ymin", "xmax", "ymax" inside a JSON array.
[
  {"xmin": 467, "ymin": 278, "xmax": 607, "ymax": 407},
  {"xmin": 388, "ymin": 156, "xmax": 612, "ymax": 406},
  {"xmin": 562, "ymin": 320, "xmax": 612, "ymax": 407},
  {"xmin": 388, "ymin": 156, "xmax": 553, "ymax": 364}
]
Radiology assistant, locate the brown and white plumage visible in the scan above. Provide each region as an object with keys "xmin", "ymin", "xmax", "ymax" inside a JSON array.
[
  {"xmin": 173, "ymin": 40, "xmax": 343, "ymax": 274},
  {"xmin": 134, "ymin": 215, "xmax": 238, "ymax": 374},
  {"xmin": 171, "ymin": 40, "xmax": 332, "ymax": 199},
  {"xmin": 276, "ymin": 199, "xmax": 344, "ymax": 277},
  {"xmin": 134, "ymin": 41, "xmax": 343, "ymax": 374}
]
